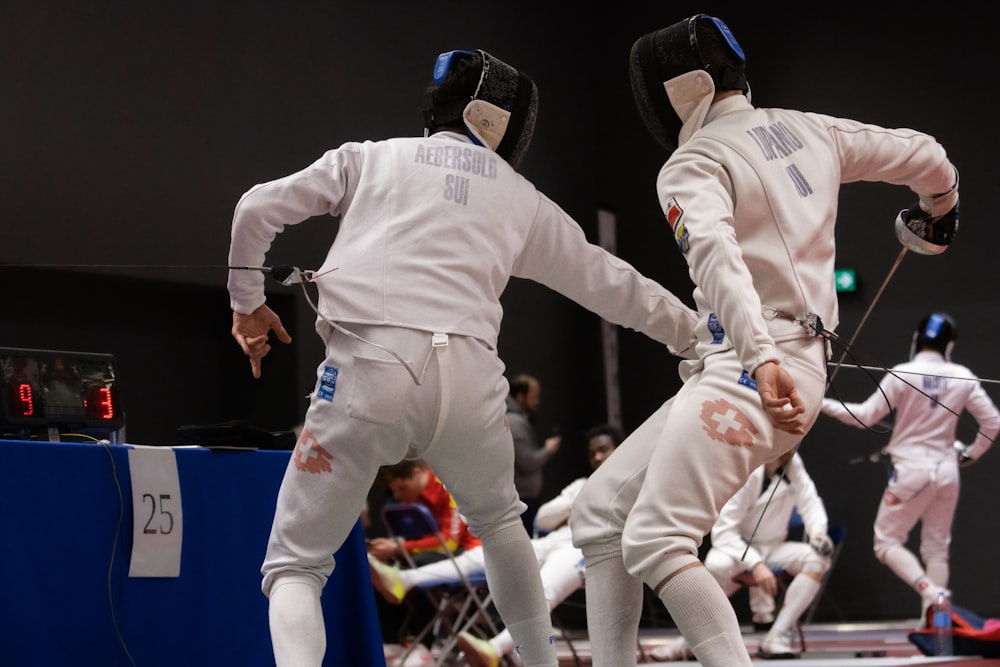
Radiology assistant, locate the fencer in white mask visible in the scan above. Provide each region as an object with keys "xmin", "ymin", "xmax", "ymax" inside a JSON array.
[
  {"xmin": 821, "ymin": 313, "xmax": 999, "ymax": 624},
  {"xmin": 571, "ymin": 13, "xmax": 960, "ymax": 666},
  {"xmin": 228, "ymin": 47, "xmax": 698, "ymax": 667}
]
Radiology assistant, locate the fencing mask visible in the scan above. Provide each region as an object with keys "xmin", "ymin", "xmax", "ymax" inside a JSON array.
[
  {"xmin": 423, "ymin": 49, "xmax": 538, "ymax": 170},
  {"xmin": 911, "ymin": 312, "xmax": 957, "ymax": 361},
  {"xmin": 630, "ymin": 14, "xmax": 748, "ymax": 152}
]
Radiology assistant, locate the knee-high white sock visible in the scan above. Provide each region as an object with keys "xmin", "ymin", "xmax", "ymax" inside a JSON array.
[
  {"xmin": 881, "ymin": 545, "xmax": 938, "ymax": 604},
  {"xmin": 769, "ymin": 575, "xmax": 820, "ymax": 636},
  {"xmin": 480, "ymin": 522, "xmax": 557, "ymax": 667},
  {"xmin": 581, "ymin": 552, "xmax": 644, "ymax": 667},
  {"xmin": 658, "ymin": 565, "xmax": 752, "ymax": 667},
  {"xmin": 925, "ymin": 558, "xmax": 949, "ymax": 591},
  {"xmin": 268, "ymin": 575, "xmax": 326, "ymax": 667}
]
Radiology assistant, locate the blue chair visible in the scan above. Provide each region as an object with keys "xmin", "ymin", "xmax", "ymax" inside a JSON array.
[{"xmin": 380, "ymin": 502, "xmax": 499, "ymax": 666}]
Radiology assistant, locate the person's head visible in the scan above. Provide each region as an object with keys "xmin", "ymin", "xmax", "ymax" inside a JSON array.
[
  {"xmin": 629, "ymin": 14, "xmax": 748, "ymax": 152},
  {"xmin": 584, "ymin": 423, "xmax": 625, "ymax": 471},
  {"xmin": 422, "ymin": 49, "xmax": 538, "ymax": 170},
  {"xmin": 911, "ymin": 312, "xmax": 957, "ymax": 361},
  {"xmin": 509, "ymin": 373, "xmax": 542, "ymax": 417},
  {"xmin": 380, "ymin": 459, "xmax": 431, "ymax": 502}
]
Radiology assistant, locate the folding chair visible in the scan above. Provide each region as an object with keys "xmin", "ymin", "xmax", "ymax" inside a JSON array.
[
  {"xmin": 380, "ymin": 502, "xmax": 500, "ymax": 667},
  {"xmin": 803, "ymin": 522, "xmax": 846, "ymax": 624}
]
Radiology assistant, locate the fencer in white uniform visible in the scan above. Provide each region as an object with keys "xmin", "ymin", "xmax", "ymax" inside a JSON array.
[
  {"xmin": 570, "ymin": 14, "xmax": 960, "ymax": 667},
  {"xmin": 821, "ymin": 313, "xmax": 1000, "ymax": 621},
  {"xmin": 227, "ymin": 49, "xmax": 698, "ymax": 667}
]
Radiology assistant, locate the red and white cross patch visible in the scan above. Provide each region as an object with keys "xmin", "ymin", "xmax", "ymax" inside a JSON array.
[
  {"xmin": 294, "ymin": 427, "xmax": 334, "ymax": 474},
  {"xmin": 699, "ymin": 398, "xmax": 758, "ymax": 448}
]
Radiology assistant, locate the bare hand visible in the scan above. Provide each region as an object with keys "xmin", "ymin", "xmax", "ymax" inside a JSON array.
[
  {"xmin": 753, "ymin": 360, "xmax": 805, "ymax": 434},
  {"xmin": 751, "ymin": 561, "xmax": 778, "ymax": 598},
  {"xmin": 231, "ymin": 304, "xmax": 292, "ymax": 379},
  {"xmin": 544, "ymin": 435, "xmax": 562, "ymax": 454},
  {"xmin": 367, "ymin": 537, "xmax": 400, "ymax": 562}
]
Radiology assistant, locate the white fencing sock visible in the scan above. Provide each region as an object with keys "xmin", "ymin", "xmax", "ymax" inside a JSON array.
[
  {"xmin": 769, "ymin": 575, "xmax": 820, "ymax": 637},
  {"xmin": 268, "ymin": 575, "xmax": 325, "ymax": 667},
  {"xmin": 881, "ymin": 545, "xmax": 931, "ymax": 599},
  {"xmin": 480, "ymin": 522, "xmax": 557, "ymax": 667},
  {"xmin": 580, "ymin": 552, "xmax": 644, "ymax": 667},
  {"xmin": 925, "ymin": 558, "xmax": 949, "ymax": 591},
  {"xmin": 658, "ymin": 565, "xmax": 752, "ymax": 667}
]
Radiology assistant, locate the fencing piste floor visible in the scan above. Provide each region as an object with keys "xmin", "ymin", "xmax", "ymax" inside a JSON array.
[{"xmin": 423, "ymin": 620, "xmax": 1000, "ymax": 666}]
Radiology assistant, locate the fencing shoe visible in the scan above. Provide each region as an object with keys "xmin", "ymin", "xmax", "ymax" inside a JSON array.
[
  {"xmin": 456, "ymin": 631, "xmax": 499, "ymax": 667},
  {"xmin": 757, "ymin": 629, "xmax": 799, "ymax": 660},
  {"xmin": 368, "ymin": 553, "xmax": 406, "ymax": 604},
  {"xmin": 649, "ymin": 636, "xmax": 694, "ymax": 661}
]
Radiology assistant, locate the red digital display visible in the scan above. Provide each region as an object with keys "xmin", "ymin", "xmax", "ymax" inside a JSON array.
[
  {"xmin": 1, "ymin": 347, "xmax": 124, "ymax": 432},
  {"xmin": 15, "ymin": 382, "xmax": 34, "ymax": 417},
  {"xmin": 85, "ymin": 385, "xmax": 116, "ymax": 421}
]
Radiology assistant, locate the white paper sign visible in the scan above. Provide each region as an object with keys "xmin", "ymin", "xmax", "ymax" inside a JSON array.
[{"xmin": 127, "ymin": 446, "xmax": 183, "ymax": 577}]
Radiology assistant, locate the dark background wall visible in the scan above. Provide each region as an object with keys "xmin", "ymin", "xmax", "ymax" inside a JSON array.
[{"xmin": 3, "ymin": 2, "xmax": 996, "ymax": 621}]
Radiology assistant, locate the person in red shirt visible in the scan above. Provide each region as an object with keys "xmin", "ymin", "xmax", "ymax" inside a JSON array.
[
  {"xmin": 369, "ymin": 459, "xmax": 481, "ymax": 566},
  {"xmin": 368, "ymin": 459, "xmax": 481, "ymax": 661}
]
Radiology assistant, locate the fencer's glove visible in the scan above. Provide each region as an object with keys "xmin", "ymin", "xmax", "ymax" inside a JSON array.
[
  {"xmin": 809, "ymin": 532, "xmax": 834, "ymax": 557},
  {"xmin": 895, "ymin": 200, "xmax": 959, "ymax": 255},
  {"xmin": 954, "ymin": 440, "xmax": 975, "ymax": 467}
]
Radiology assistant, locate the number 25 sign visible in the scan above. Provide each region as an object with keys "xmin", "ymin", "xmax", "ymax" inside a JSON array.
[{"xmin": 127, "ymin": 447, "xmax": 183, "ymax": 577}]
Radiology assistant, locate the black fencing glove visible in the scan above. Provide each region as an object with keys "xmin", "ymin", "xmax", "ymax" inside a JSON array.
[{"xmin": 895, "ymin": 200, "xmax": 958, "ymax": 255}]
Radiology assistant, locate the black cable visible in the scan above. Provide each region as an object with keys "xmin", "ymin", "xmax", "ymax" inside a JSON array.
[{"xmin": 100, "ymin": 440, "xmax": 138, "ymax": 667}]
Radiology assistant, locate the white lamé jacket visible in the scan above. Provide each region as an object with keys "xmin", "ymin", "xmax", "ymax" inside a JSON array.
[
  {"xmin": 659, "ymin": 95, "xmax": 958, "ymax": 376},
  {"xmin": 229, "ymin": 131, "xmax": 697, "ymax": 354},
  {"xmin": 822, "ymin": 350, "xmax": 1000, "ymax": 464}
]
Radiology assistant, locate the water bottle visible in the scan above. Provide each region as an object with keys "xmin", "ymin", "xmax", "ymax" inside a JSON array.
[{"xmin": 932, "ymin": 590, "xmax": 953, "ymax": 656}]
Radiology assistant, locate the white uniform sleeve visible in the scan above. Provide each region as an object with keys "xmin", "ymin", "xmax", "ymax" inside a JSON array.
[
  {"xmin": 825, "ymin": 116, "xmax": 958, "ymax": 216},
  {"xmin": 964, "ymin": 382, "xmax": 1000, "ymax": 461},
  {"xmin": 511, "ymin": 193, "xmax": 699, "ymax": 356},
  {"xmin": 820, "ymin": 374, "xmax": 896, "ymax": 429},
  {"xmin": 227, "ymin": 146, "xmax": 361, "ymax": 314},
  {"xmin": 536, "ymin": 478, "xmax": 585, "ymax": 533},
  {"xmin": 710, "ymin": 472, "xmax": 764, "ymax": 568},
  {"xmin": 788, "ymin": 455, "xmax": 828, "ymax": 540},
  {"xmin": 656, "ymin": 153, "xmax": 779, "ymax": 376}
]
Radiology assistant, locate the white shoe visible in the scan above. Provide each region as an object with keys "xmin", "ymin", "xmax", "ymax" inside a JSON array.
[
  {"xmin": 757, "ymin": 629, "xmax": 798, "ymax": 659},
  {"xmin": 649, "ymin": 636, "xmax": 694, "ymax": 661}
]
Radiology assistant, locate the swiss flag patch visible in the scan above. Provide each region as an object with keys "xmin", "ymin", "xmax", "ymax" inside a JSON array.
[
  {"xmin": 294, "ymin": 427, "xmax": 334, "ymax": 474},
  {"xmin": 665, "ymin": 197, "xmax": 684, "ymax": 230}
]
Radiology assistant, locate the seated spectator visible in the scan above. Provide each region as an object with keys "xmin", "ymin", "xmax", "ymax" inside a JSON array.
[
  {"xmin": 651, "ymin": 450, "xmax": 833, "ymax": 661},
  {"xmin": 370, "ymin": 425, "xmax": 624, "ymax": 667},
  {"xmin": 369, "ymin": 459, "xmax": 481, "ymax": 566}
]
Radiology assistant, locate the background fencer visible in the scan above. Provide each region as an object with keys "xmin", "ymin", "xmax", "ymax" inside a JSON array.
[
  {"xmin": 228, "ymin": 48, "xmax": 698, "ymax": 667},
  {"xmin": 570, "ymin": 13, "xmax": 961, "ymax": 667},
  {"xmin": 821, "ymin": 313, "xmax": 1000, "ymax": 622}
]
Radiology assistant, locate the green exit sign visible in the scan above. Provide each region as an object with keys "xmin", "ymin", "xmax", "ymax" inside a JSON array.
[{"xmin": 835, "ymin": 268, "xmax": 857, "ymax": 293}]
